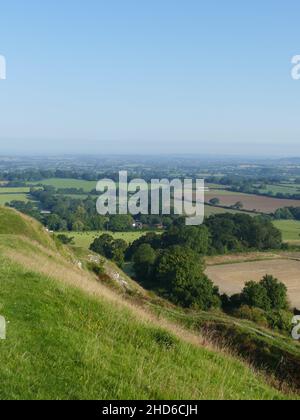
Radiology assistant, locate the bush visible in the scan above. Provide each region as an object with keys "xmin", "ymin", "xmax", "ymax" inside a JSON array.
[
  {"xmin": 233, "ymin": 305, "xmax": 269, "ymax": 328},
  {"xmin": 240, "ymin": 275, "xmax": 289, "ymax": 312}
]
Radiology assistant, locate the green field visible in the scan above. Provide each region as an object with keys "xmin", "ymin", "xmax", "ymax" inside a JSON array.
[
  {"xmin": 0, "ymin": 194, "xmax": 30, "ymax": 205},
  {"xmin": 273, "ymin": 220, "xmax": 300, "ymax": 242},
  {"xmin": 28, "ymin": 178, "xmax": 98, "ymax": 192},
  {"xmin": 59, "ymin": 230, "xmax": 151, "ymax": 248},
  {"xmin": 258, "ymin": 184, "xmax": 300, "ymax": 195},
  {"xmin": 0, "ymin": 187, "xmax": 30, "ymax": 193}
]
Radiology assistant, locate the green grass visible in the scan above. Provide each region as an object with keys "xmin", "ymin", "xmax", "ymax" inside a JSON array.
[
  {"xmin": 204, "ymin": 204, "xmax": 248, "ymax": 217},
  {"xmin": 0, "ymin": 206, "xmax": 55, "ymax": 249},
  {"xmin": 0, "ymin": 194, "xmax": 30, "ymax": 205},
  {"xmin": 0, "ymin": 206, "xmax": 298, "ymax": 399},
  {"xmin": 273, "ymin": 220, "xmax": 300, "ymax": 242},
  {"xmin": 59, "ymin": 230, "xmax": 153, "ymax": 248},
  {"xmin": 258, "ymin": 184, "xmax": 300, "ymax": 195},
  {"xmin": 0, "ymin": 187, "xmax": 30, "ymax": 193},
  {"xmin": 0, "ymin": 255, "xmax": 292, "ymax": 400},
  {"xmin": 28, "ymin": 178, "xmax": 98, "ymax": 192}
]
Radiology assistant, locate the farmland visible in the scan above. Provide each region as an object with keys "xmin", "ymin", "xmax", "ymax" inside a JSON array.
[
  {"xmin": 0, "ymin": 193, "xmax": 30, "ymax": 205},
  {"xmin": 28, "ymin": 178, "xmax": 97, "ymax": 192},
  {"xmin": 273, "ymin": 220, "xmax": 300, "ymax": 242},
  {"xmin": 205, "ymin": 190, "xmax": 300, "ymax": 213},
  {"xmin": 206, "ymin": 258, "xmax": 300, "ymax": 310}
]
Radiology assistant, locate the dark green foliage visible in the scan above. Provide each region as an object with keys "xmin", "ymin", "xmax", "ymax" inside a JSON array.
[
  {"xmin": 153, "ymin": 246, "xmax": 220, "ymax": 310},
  {"xmin": 90, "ymin": 234, "xmax": 128, "ymax": 267},
  {"xmin": 126, "ymin": 232, "xmax": 162, "ymax": 260},
  {"xmin": 133, "ymin": 244, "xmax": 156, "ymax": 281},
  {"xmin": 162, "ymin": 225, "xmax": 210, "ymax": 255},
  {"xmin": 204, "ymin": 214, "xmax": 282, "ymax": 253},
  {"xmin": 56, "ymin": 234, "xmax": 74, "ymax": 245},
  {"xmin": 240, "ymin": 275, "xmax": 289, "ymax": 312},
  {"xmin": 108, "ymin": 215, "xmax": 134, "ymax": 232}
]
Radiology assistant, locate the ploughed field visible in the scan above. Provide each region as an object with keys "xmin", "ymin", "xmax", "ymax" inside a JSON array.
[
  {"xmin": 205, "ymin": 191, "xmax": 300, "ymax": 213},
  {"xmin": 206, "ymin": 259, "xmax": 300, "ymax": 309}
]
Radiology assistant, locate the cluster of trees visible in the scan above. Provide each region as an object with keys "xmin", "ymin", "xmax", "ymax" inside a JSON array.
[
  {"xmin": 227, "ymin": 275, "xmax": 289, "ymax": 312},
  {"xmin": 223, "ymin": 275, "xmax": 291, "ymax": 332},
  {"xmin": 274, "ymin": 207, "xmax": 300, "ymax": 221},
  {"xmin": 205, "ymin": 214, "xmax": 282, "ymax": 253},
  {"xmin": 90, "ymin": 214, "xmax": 283, "ymax": 311},
  {"xmin": 90, "ymin": 234, "xmax": 128, "ymax": 267}
]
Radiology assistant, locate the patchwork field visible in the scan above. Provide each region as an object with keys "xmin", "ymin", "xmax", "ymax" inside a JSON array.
[
  {"xmin": 205, "ymin": 191, "xmax": 300, "ymax": 213},
  {"xmin": 206, "ymin": 259, "xmax": 300, "ymax": 309}
]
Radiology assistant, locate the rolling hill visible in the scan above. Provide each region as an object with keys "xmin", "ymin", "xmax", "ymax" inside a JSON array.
[{"xmin": 0, "ymin": 207, "xmax": 298, "ymax": 400}]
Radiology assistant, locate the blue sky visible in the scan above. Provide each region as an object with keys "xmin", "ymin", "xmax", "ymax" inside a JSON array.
[{"xmin": 0, "ymin": 0, "xmax": 299, "ymax": 156}]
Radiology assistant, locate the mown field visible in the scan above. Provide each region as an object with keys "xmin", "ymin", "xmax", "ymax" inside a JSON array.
[{"xmin": 206, "ymin": 258, "xmax": 300, "ymax": 310}]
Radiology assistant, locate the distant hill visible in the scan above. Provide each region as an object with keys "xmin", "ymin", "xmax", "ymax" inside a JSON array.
[{"xmin": 0, "ymin": 207, "xmax": 297, "ymax": 400}]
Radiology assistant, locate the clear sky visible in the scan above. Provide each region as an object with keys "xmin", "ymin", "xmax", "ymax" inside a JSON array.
[{"xmin": 0, "ymin": 0, "xmax": 299, "ymax": 156}]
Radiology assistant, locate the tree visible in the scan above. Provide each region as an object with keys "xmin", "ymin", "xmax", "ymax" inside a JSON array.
[
  {"xmin": 89, "ymin": 234, "xmax": 128, "ymax": 267},
  {"xmin": 240, "ymin": 281, "xmax": 271, "ymax": 311},
  {"xmin": 153, "ymin": 246, "xmax": 220, "ymax": 310},
  {"xmin": 209, "ymin": 198, "xmax": 220, "ymax": 206},
  {"xmin": 162, "ymin": 225, "xmax": 211, "ymax": 255},
  {"xmin": 232, "ymin": 201, "xmax": 244, "ymax": 210},
  {"xmin": 260, "ymin": 275, "xmax": 289, "ymax": 310},
  {"xmin": 240, "ymin": 275, "xmax": 289, "ymax": 311},
  {"xmin": 133, "ymin": 244, "xmax": 156, "ymax": 281},
  {"xmin": 109, "ymin": 215, "xmax": 134, "ymax": 232},
  {"xmin": 72, "ymin": 220, "xmax": 85, "ymax": 232}
]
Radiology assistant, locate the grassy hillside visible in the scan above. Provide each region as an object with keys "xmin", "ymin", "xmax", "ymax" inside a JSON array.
[{"xmin": 0, "ymin": 207, "xmax": 297, "ymax": 400}]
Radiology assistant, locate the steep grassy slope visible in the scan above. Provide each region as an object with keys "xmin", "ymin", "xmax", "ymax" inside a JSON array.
[{"xmin": 0, "ymin": 207, "xmax": 297, "ymax": 400}]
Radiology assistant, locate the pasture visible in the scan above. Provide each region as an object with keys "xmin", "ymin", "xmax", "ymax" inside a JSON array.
[
  {"xmin": 273, "ymin": 220, "xmax": 300, "ymax": 242},
  {"xmin": 28, "ymin": 178, "xmax": 98, "ymax": 192},
  {"xmin": 0, "ymin": 187, "xmax": 30, "ymax": 193},
  {"xmin": 257, "ymin": 184, "xmax": 300, "ymax": 195},
  {"xmin": 0, "ymin": 193, "xmax": 30, "ymax": 205},
  {"xmin": 206, "ymin": 259, "xmax": 300, "ymax": 309}
]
